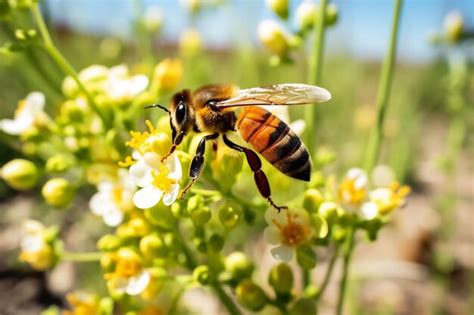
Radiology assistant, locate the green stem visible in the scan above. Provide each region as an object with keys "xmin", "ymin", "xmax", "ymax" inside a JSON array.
[
  {"xmin": 302, "ymin": 268, "xmax": 310, "ymax": 289},
  {"xmin": 62, "ymin": 252, "xmax": 102, "ymax": 262},
  {"xmin": 315, "ymin": 244, "xmax": 339, "ymax": 301},
  {"xmin": 363, "ymin": 0, "xmax": 403, "ymax": 173},
  {"xmin": 175, "ymin": 222, "xmax": 198, "ymax": 270},
  {"xmin": 305, "ymin": 0, "xmax": 329, "ymax": 155},
  {"xmin": 30, "ymin": 3, "xmax": 111, "ymax": 129},
  {"xmin": 210, "ymin": 281, "xmax": 242, "ymax": 315},
  {"xmin": 336, "ymin": 227, "xmax": 355, "ymax": 315}
]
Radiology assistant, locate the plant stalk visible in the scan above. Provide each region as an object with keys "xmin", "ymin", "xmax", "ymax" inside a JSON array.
[
  {"xmin": 62, "ymin": 252, "xmax": 102, "ymax": 262},
  {"xmin": 305, "ymin": 0, "xmax": 329, "ymax": 155},
  {"xmin": 363, "ymin": 0, "xmax": 403, "ymax": 173},
  {"xmin": 31, "ymin": 3, "xmax": 111, "ymax": 129},
  {"xmin": 336, "ymin": 227, "xmax": 355, "ymax": 315}
]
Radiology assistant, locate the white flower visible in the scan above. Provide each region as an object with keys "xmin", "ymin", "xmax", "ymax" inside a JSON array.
[
  {"xmin": 129, "ymin": 152, "xmax": 182, "ymax": 209},
  {"xmin": 0, "ymin": 92, "xmax": 47, "ymax": 135},
  {"xmin": 104, "ymin": 65, "xmax": 149, "ymax": 103},
  {"xmin": 338, "ymin": 167, "xmax": 368, "ymax": 210},
  {"xmin": 110, "ymin": 269, "xmax": 151, "ymax": 296},
  {"xmin": 143, "ymin": 6, "xmax": 163, "ymax": 32},
  {"xmin": 18, "ymin": 220, "xmax": 55, "ymax": 270},
  {"xmin": 89, "ymin": 169, "xmax": 136, "ymax": 227},
  {"xmin": 263, "ymin": 208, "xmax": 312, "ymax": 262}
]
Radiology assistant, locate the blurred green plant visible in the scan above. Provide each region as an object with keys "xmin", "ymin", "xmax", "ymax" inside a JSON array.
[{"xmin": 0, "ymin": 1, "xmax": 429, "ymax": 315}]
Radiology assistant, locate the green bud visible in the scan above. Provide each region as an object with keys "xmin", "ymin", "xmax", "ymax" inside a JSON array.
[
  {"xmin": 45, "ymin": 154, "xmax": 75, "ymax": 173},
  {"xmin": 100, "ymin": 252, "xmax": 116, "ymax": 273},
  {"xmin": 290, "ymin": 298, "xmax": 316, "ymax": 315},
  {"xmin": 194, "ymin": 238, "xmax": 207, "ymax": 253},
  {"xmin": 269, "ymin": 263, "xmax": 293, "ymax": 295},
  {"xmin": 236, "ymin": 279, "xmax": 268, "ymax": 312},
  {"xmin": 218, "ymin": 201, "xmax": 242, "ymax": 229},
  {"xmin": 311, "ymin": 214, "xmax": 329, "ymax": 239},
  {"xmin": 332, "ymin": 225, "xmax": 347, "ymax": 243},
  {"xmin": 208, "ymin": 233, "xmax": 224, "ymax": 252},
  {"xmin": 266, "ymin": 0, "xmax": 288, "ymax": 20},
  {"xmin": 41, "ymin": 178, "xmax": 75, "ymax": 208},
  {"xmin": 97, "ymin": 234, "xmax": 121, "ymax": 251},
  {"xmin": 303, "ymin": 189, "xmax": 324, "ymax": 213},
  {"xmin": 1, "ymin": 159, "xmax": 39, "ymax": 190},
  {"xmin": 187, "ymin": 194, "xmax": 204, "ymax": 212},
  {"xmin": 188, "ymin": 204, "xmax": 211, "ymax": 226},
  {"xmin": 363, "ymin": 217, "xmax": 383, "ymax": 241},
  {"xmin": 144, "ymin": 203, "xmax": 175, "ymax": 230},
  {"xmin": 444, "ymin": 10, "xmax": 464, "ymax": 44},
  {"xmin": 170, "ymin": 202, "xmax": 184, "ymax": 218},
  {"xmin": 62, "ymin": 76, "xmax": 79, "ymax": 99},
  {"xmin": 193, "ymin": 265, "xmax": 211, "ymax": 285},
  {"xmin": 225, "ymin": 252, "xmax": 254, "ymax": 280},
  {"xmin": 258, "ymin": 20, "xmax": 291, "ymax": 56},
  {"xmin": 140, "ymin": 234, "xmax": 167, "ymax": 258},
  {"xmin": 318, "ymin": 201, "xmax": 338, "ymax": 224},
  {"xmin": 325, "ymin": 4, "xmax": 339, "ymax": 26},
  {"xmin": 296, "ymin": 2, "xmax": 317, "ymax": 32},
  {"xmin": 296, "ymin": 245, "xmax": 317, "ymax": 269}
]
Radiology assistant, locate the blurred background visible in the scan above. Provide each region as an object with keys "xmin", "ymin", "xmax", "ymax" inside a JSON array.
[{"xmin": 0, "ymin": 0, "xmax": 473, "ymax": 314}]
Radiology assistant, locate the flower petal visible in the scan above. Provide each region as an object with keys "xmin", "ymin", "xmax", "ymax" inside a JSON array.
[
  {"xmin": 103, "ymin": 207, "xmax": 124, "ymax": 227},
  {"xmin": 89, "ymin": 192, "xmax": 109, "ymax": 215},
  {"xmin": 126, "ymin": 270, "xmax": 151, "ymax": 295},
  {"xmin": 162, "ymin": 184, "xmax": 180, "ymax": 206},
  {"xmin": 129, "ymin": 159, "xmax": 152, "ymax": 187},
  {"xmin": 360, "ymin": 202, "xmax": 378, "ymax": 220},
  {"xmin": 143, "ymin": 152, "xmax": 162, "ymax": 170},
  {"xmin": 25, "ymin": 92, "xmax": 45, "ymax": 112},
  {"xmin": 133, "ymin": 185, "xmax": 163, "ymax": 209},
  {"xmin": 263, "ymin": 226, "xmax": 281, "ymax": 245},
  {"xmin": 166, "ymin": 154, "xmax": 182, "ymax": 181},
  {"xmin": 270, "ymin": 244, "xmax": 293, "ymax": 262},
  {"xmin": 0, "ymin": 117, "xmax": 33, "ymax": 135}
]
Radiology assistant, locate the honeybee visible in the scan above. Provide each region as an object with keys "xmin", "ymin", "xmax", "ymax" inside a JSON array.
[{"xmin": 148, "ymin": 83, "xmax": 331, "ymax": 211}]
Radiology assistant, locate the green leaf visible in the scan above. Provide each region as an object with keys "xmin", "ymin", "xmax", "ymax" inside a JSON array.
[{"xmin": 296, "ymin": 244, "xmax": 317, "ymax": 269}]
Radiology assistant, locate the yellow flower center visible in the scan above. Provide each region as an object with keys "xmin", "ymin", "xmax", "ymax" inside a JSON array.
[
  {"xmin": 115, "ymin": 258, "xmax": 142, "ymax": 278},
  {"xmin": 64, "ymin": 293, "xmax": 99, "ymax": 315},
  {"xmin": 151, "ymin": 164, "xmax": 175, "ymax": 193},
  {"xmin": 273, "ymin": 212, "xmax": 310, "ymax": 246},
  {"xmin": 376, "ymin": 182, "xmax": 411, "ymax": 215},
  {"xmin": 339, "ymin": 178, "xmax": 366, "ymax": 206},
  {"xmin": 15, "ymin": 100, "xmax": 27, "ymax": 117}
]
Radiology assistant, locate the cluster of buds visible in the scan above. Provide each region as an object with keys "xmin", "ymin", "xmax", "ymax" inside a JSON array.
[
  {"xmin": 429, "ymin": 10, "xmax": 473, "ymax": 46},
  {"xmin": 258, "ymin": 0, "xmax": 339, "ymax": 65}
]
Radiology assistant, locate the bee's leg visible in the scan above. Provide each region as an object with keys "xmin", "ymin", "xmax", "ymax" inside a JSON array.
[
  {"xmin": 223, "ymin": 135, "xmax": 287, "ymax": 212},
  {"xmin": 180, "ymin": 133, "xmax": 220, "ymax": 199}
]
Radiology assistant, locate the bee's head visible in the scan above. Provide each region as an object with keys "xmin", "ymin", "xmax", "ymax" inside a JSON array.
[
  {"xmin": 145, "ymin": 89, "xmax": 194, "ymax": 161},
  {"xmin": 169, "ymin": 89, "xmax": 194, "ymax": 146}
]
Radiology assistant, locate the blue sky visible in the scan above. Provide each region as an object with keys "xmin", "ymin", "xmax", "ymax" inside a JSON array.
[{"xmin": 46, "ymin": 0, "xmax": 474, "ymax": 63}]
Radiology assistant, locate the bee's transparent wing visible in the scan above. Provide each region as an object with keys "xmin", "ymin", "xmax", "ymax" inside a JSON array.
[{"xmin": 215, "ymin": 83, "xmax": 331, "ymax": 108}]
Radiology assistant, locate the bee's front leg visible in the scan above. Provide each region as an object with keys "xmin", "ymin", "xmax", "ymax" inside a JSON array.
[{"xmin": 180, "ymin": 133, "xmax": 219, "ymax": 199}]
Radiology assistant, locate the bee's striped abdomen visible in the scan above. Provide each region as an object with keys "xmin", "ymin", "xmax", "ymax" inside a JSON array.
[{"xmin": 236, "ymin": 107, "xmax": 311, "ymax": 181}]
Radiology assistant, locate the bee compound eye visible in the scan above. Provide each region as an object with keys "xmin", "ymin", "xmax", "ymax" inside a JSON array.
[{"xmin": 175, "ymin": 102, "xmax": 186, "ymax": 124}]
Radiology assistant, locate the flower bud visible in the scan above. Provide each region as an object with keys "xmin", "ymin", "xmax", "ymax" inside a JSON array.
[
  {"xmin": 296, "ymin": 245, "xmax": 317, "ymax": 269},
  {"xmin": 151, "ymin": 58, "xmax": 183, "ymax": 93},
  {"xmin": 144, "ymin": 203, "xmax": 175, "ymax": 230},
  {"xmin": 97, "ymin": 234, "xmax": 121, "ymax": 251},
  {"xmin": 268, "ymin": 263, "xmax": 293, "ymax": 295},
  {"xmin": 180, "ymin": 29, "xmax": 202, "ymax": 57},
  {"xmin": 318, "ymin": 201, "xmax": 338, "ymax": 224},
  {"xmin": 143, "ymin": 6, "xmax": 163, "ymax": 33},
  {"xmin": 311, "ymin": 214, "xmax": 329, "ymax": 239},
  {"xmin": 266, "ymin": 0, "xmax": 288, "ymax": 20},
  {"xmin": 444, "ymin": 10, "xmax": 464, "ymax": 43},
  {"xmin": 303, "ymin": 189, "xmax": 324, "ymax": 213},
  {"xmin": 1, "ymin": 159, "xmax": 39, "ymax": 190},
  {"xmin": 190, "ymin": 206, "xmax": 211, "ymax": 226},
  {"xmin": 291, "ymin": 298, "xmax": 317, "ymax": 315},
  {"xmin": 100, "ymin": 252, "xmax": 116, "ymax": 273},
  {"xmin": 325, "ymin": 4, "xmax": 339, "ymax": 26},
  {"xmin": 140, "ymin": 234, "xmax": 167, "ymax": 258},
  {"xmin": 218, "ymin": 201, "xmax": 242, "ymax": 229},
  {"xmin": 296, "ymin": 2, "xmax": 317, "ymax": 32},
  {"xmin": 45, "ymin": 154, "xmax": 75, "ymax": 173},
  {"xmin": 41, "ymin": 178, "xmax": 75, "ymax": 208},
  {"xmin": 225, "ymin": 252, "xmax": 254, "ymax": 280},
  {"xmin": 236, "ymin": 279, "xmax": 268, "ymax": 312},
  {"xmin": 145, "ymin": 132, "xmax": 172, "ymax": 158},
  {"xmin": 208, "ymin": 233, "xmax": 224, "ymax": 252},
  {"xmin": 127, "ymin": 217, "xmax": 151, "ymax": 237},
  {"xmin": 193, "ymin": 265, "xmax": 211, "ymax": 285},
  {"xmin": 258, "ymin": 20, "xmax": 291, "ymax": 56},
  {"xmin": 181, "ymin": 0, "xmax": 201, "ymax": 14}
]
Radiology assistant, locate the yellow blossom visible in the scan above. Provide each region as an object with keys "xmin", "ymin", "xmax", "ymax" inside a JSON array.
[
  {"xmin": 151, "ymin": 58, "xmax": 183, "ymax": 92},
  {"xmin": 63, "ymin": 292, "xmax": 100, "ymax": 315}
]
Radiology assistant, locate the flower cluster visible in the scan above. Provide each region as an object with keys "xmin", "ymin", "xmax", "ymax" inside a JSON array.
[{"xmin": 258, "ymin": 0, "xmax": 339, "ymax": 64}]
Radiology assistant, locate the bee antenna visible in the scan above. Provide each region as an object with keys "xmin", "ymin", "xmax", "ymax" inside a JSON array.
[{"xmin": 145, "ymin": 104, "xmax": 170, "ymax": 114}]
